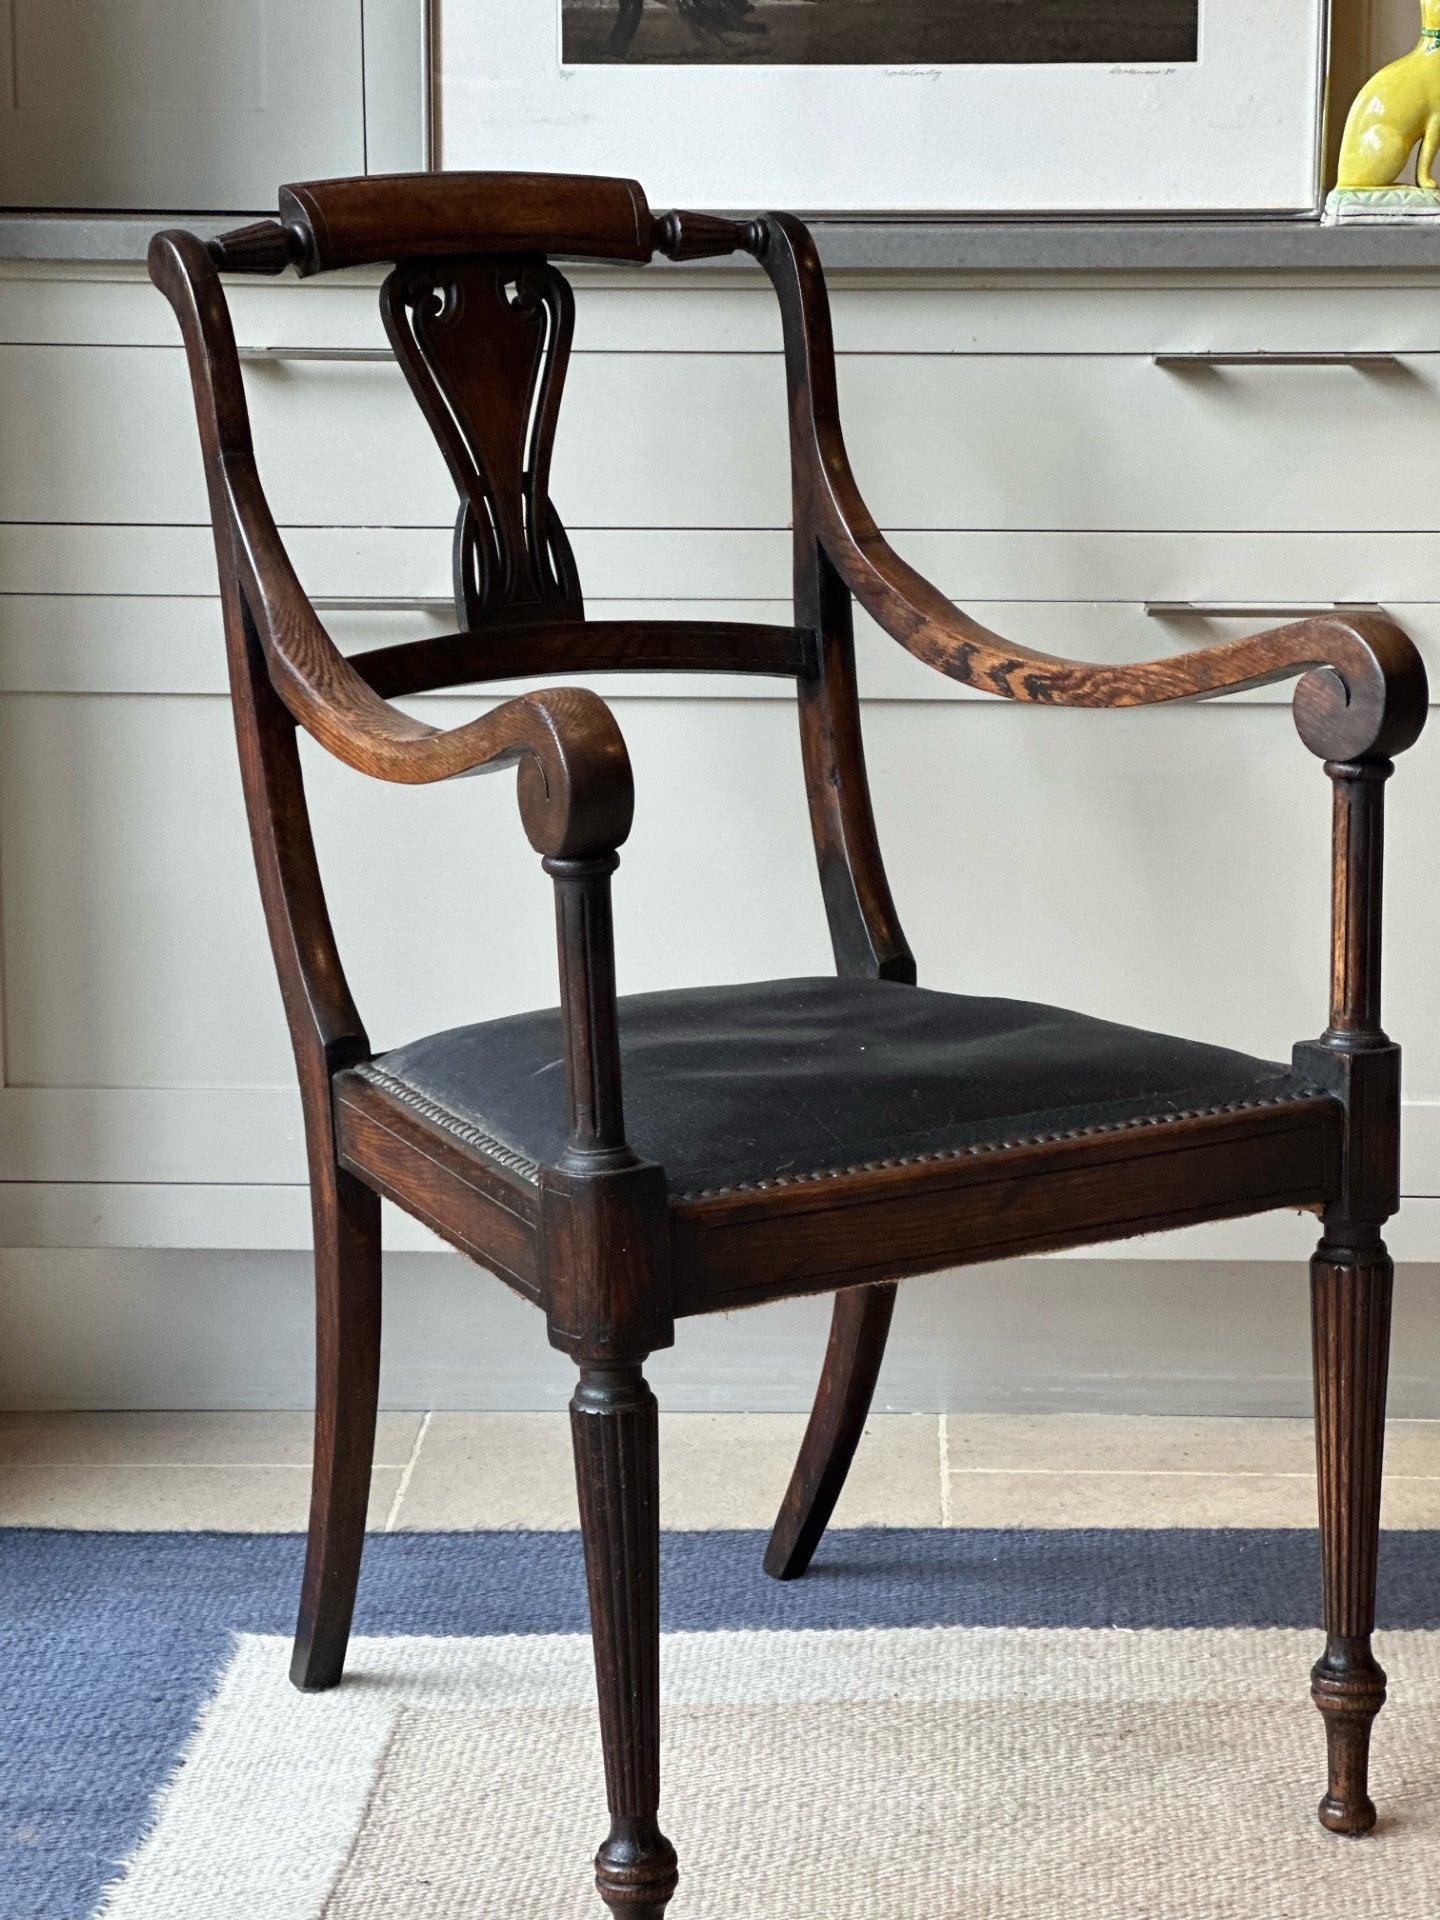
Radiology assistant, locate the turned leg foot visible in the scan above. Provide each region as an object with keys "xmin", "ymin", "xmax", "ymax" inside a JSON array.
[
  {"xmin": 572, "ymin": 1364, "xmax": 678, "ymax": 1917},
  {"xmin": 594, "ymin": 1819, "xmax": 679, "ymax": 1918},
  {"xmin": 1312, "ymin": 1640, "xmax": 1386, "ymax": 1834},
  {"xmin": 1311, "ymin": 1235, "xmax": 1392, "ymax": 1834}
]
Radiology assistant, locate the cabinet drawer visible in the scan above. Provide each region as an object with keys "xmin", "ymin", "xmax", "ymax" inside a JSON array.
[
  {"xmin": 226, "ymin": 345, "xmax": 1440, "ymax": 537},
  {"xmin": 7, "ymin": 584, "xmax": 1438, "ymax": 712},
  {"xmin": 0, "ymin": 340, "xmax": 787, "ymax": 529},
  {"xmin": 0, "ymin": 345, "xmax": 450, "ymax": 526},
  {"xmin": 837, "ymin": 352, "xmax": 1440, "ymax": 536},
  {"xmin": 5, "ymin": 522, "xmax": 1440, "ymax": 702},
  {"xmin": 9, "ymin": 324, "xmax": 1440, "ymax": 537}
]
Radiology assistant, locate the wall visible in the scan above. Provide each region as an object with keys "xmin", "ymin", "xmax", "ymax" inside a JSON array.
[
  {"xmin": 7, "ymin": 1248, "xmax": 1440, "ymax": 1419},
  {"xmin": 1372, "ymin": 0, "xmax": 1424, "ymax": 63}
]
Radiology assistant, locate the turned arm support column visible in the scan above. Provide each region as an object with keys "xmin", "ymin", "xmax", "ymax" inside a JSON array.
[
  {"xmin": 1295, "ymin": 756, "xmax": 1401, "ymax": 1233},
  {"xmin": 1324, "ymin": 759, "xmax": 1388, "ymax": 1050},
  {"xmin": 545, "ymin": 852, "xmax": 630, "ymax": 1171},
  {"xmin": 537, "ymin": 848, "xmax": 673, "ymax": 1366}
]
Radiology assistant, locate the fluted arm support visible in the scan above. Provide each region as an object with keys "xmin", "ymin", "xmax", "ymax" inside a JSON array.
[{"xmin": 760, "ymin": 212, "xmax": 1429, "ymax": 766}]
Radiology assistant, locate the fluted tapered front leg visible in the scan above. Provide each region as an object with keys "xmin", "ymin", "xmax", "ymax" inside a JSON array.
[
  {"xmin": 571, "ymin": 1364, "xmax": 678, "ymax": 1918},
  {"xmin": 1311, "ymin": 1235, "xmax": 1392, "ymax": 1835}
]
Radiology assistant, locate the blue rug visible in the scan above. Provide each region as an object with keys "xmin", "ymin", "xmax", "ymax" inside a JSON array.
[{"xmin": 7, "ymin": 1527, "xmax": 1440, "ymax": 1919}]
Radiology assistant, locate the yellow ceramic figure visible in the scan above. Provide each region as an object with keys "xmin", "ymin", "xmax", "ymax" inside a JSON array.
[{"xmin": 1338, "ymin": 0, "xmax": 1440, "ymax": 189}]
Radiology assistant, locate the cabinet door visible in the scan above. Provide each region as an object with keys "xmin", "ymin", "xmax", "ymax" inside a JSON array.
[{"xmin": 0, "ymin": 0, "xmax": 365, "ymax": 210}]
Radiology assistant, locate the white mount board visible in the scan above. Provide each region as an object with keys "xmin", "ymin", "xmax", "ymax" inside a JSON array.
[{"xmin": 439, "ymin": 0, "xmax": 1326, "ymax": 214}]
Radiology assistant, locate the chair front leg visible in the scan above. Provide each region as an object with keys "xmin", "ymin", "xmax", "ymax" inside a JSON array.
[
  {"xmin": 1311, "ymin": 1231, "xmax": 1392, "ymax": 1833},
  {"xmin": 571, "ymin": 1363, "xmax": 678, "ymax": 1918}
]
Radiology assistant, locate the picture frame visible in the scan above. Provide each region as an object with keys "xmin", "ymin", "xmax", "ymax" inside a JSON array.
[{"xmin": 440, "ymin": 0, "xmax": 1329, "ymax": 216}]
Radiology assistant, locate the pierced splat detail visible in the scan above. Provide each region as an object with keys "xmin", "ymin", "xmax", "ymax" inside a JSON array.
[{"xmin": 380, "ymin": 257, "xmax": 583, "ymax": 629}]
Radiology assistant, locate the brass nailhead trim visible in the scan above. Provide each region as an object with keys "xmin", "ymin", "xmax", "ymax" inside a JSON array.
[
  {"xmin": 675, "ymin": 1089, "xmax": 1327, "ymax": 1202},
  {"xmin": 353, "ymin": 1063, "xmax": 544, "ymax": 1185},
  {"xmin": 356, "ymin": 1067, "xmax": 1327, "ymax": 1208}
]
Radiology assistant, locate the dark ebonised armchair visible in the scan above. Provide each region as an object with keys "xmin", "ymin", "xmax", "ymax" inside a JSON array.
[{"xmin": 150, "ymin": 171, "xmax": 1427, "ymax": 1918}]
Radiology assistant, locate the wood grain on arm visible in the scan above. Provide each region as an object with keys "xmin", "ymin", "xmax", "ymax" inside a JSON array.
[{"xmin": 760, "ymin": 211, "xmax": 1429, "ymax": 764}]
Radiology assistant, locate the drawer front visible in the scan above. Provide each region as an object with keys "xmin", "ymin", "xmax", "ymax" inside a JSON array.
[
  {"xmin": 6, "ymin": 522, "xmax": 1440, "ymax": 696},
  {"xmin": 11, "ymin": 514, "xmax": 1440, "ymax": 608},
  {"xmin": 0, "ymin": 345, "xmax": 450, "ymax": 527},
  {"xmin": 14, "ymin": 333, "xmax": 1440, "ymax": 536},
  {"xmin": 13, "ymin": 266, "xmax": 1440, "ymax": 356},
  {"xmin": 0, "ymin": 343, "xmax": 789, "ymax": 528},
  {"xmin": 836, "ymin": 352, "xmax": 1440, "ymax": 535},
  {"xmin": 7, "ymin": 590, "xmax": 1440, "ymax": 708}
]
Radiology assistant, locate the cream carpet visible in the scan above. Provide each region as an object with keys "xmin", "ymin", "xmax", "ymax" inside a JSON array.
[{"xmin": 101, "ymin": 1627, "xmax": 1440, "ymax": 1919}]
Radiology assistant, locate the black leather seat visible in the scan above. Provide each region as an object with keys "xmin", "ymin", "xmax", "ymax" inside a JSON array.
[{"xmin": 355, "ymin": 976, "xmax": 1316, "ymax": 1200}]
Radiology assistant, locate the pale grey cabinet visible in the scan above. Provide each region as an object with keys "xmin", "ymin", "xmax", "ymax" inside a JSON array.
[{"xmin": 0, "ymin": 0, "xmax": 426, "ymax": 211}]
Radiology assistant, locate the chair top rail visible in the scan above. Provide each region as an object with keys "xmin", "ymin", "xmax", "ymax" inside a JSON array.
[{"xmin": 206, "ymin": 177, "xmax": 767, "ymax": 276}]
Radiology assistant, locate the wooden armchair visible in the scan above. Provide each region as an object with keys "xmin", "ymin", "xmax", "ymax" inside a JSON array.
[{"xmin": 150, "ymin": 173, "xmax": 1427, "ymax": 1918}]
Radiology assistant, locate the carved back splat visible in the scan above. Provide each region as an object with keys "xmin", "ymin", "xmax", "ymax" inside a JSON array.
[{"xmin": 381, "ymin": 257, "xmax": 583, "ymax": 631}]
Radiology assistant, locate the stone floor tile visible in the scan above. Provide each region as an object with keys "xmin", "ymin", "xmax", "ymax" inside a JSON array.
[
  {"xmin": 944, "ymin": 1469, "xmax": 1321, "ymax": 1529},
  {"xmin": 0, "ymin": 1462, "xmax": 401, "ymax": 1531},
  {"xmin": 393, "ymin": 1412, "xmax": 943, "ymax": 1531},
  {"xmin": 0, "ymin": 1409, "xmax": 423, "ymax": 1468}
]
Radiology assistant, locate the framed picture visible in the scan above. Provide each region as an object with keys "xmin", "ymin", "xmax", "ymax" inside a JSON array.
[{"xmin": 440, "ymin": 0, "xmax": 1327, "ymax": 215}]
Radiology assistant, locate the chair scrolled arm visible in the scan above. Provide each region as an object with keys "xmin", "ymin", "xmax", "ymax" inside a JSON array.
[
  {"xmin": 280, "ymin": 639, "xmax": 633, "ymax": 858},
  {"xmin": 759, "ymin": 209, "xmax": 1428, "ymax": 767},
  {"xmin": 280, "ymin": 624, "xmax": 632, "ymax": 858},
  {"xmin": 222, "ymin": 453, "xmax": 633, "ymax": 858},
  {"xmin": 828, "ymin": 530, "xmax": 1428, "ymax": 764},
  {"xmin": 1287, "ymin": 610, "xmax": 1428, "ymax": 764}
]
